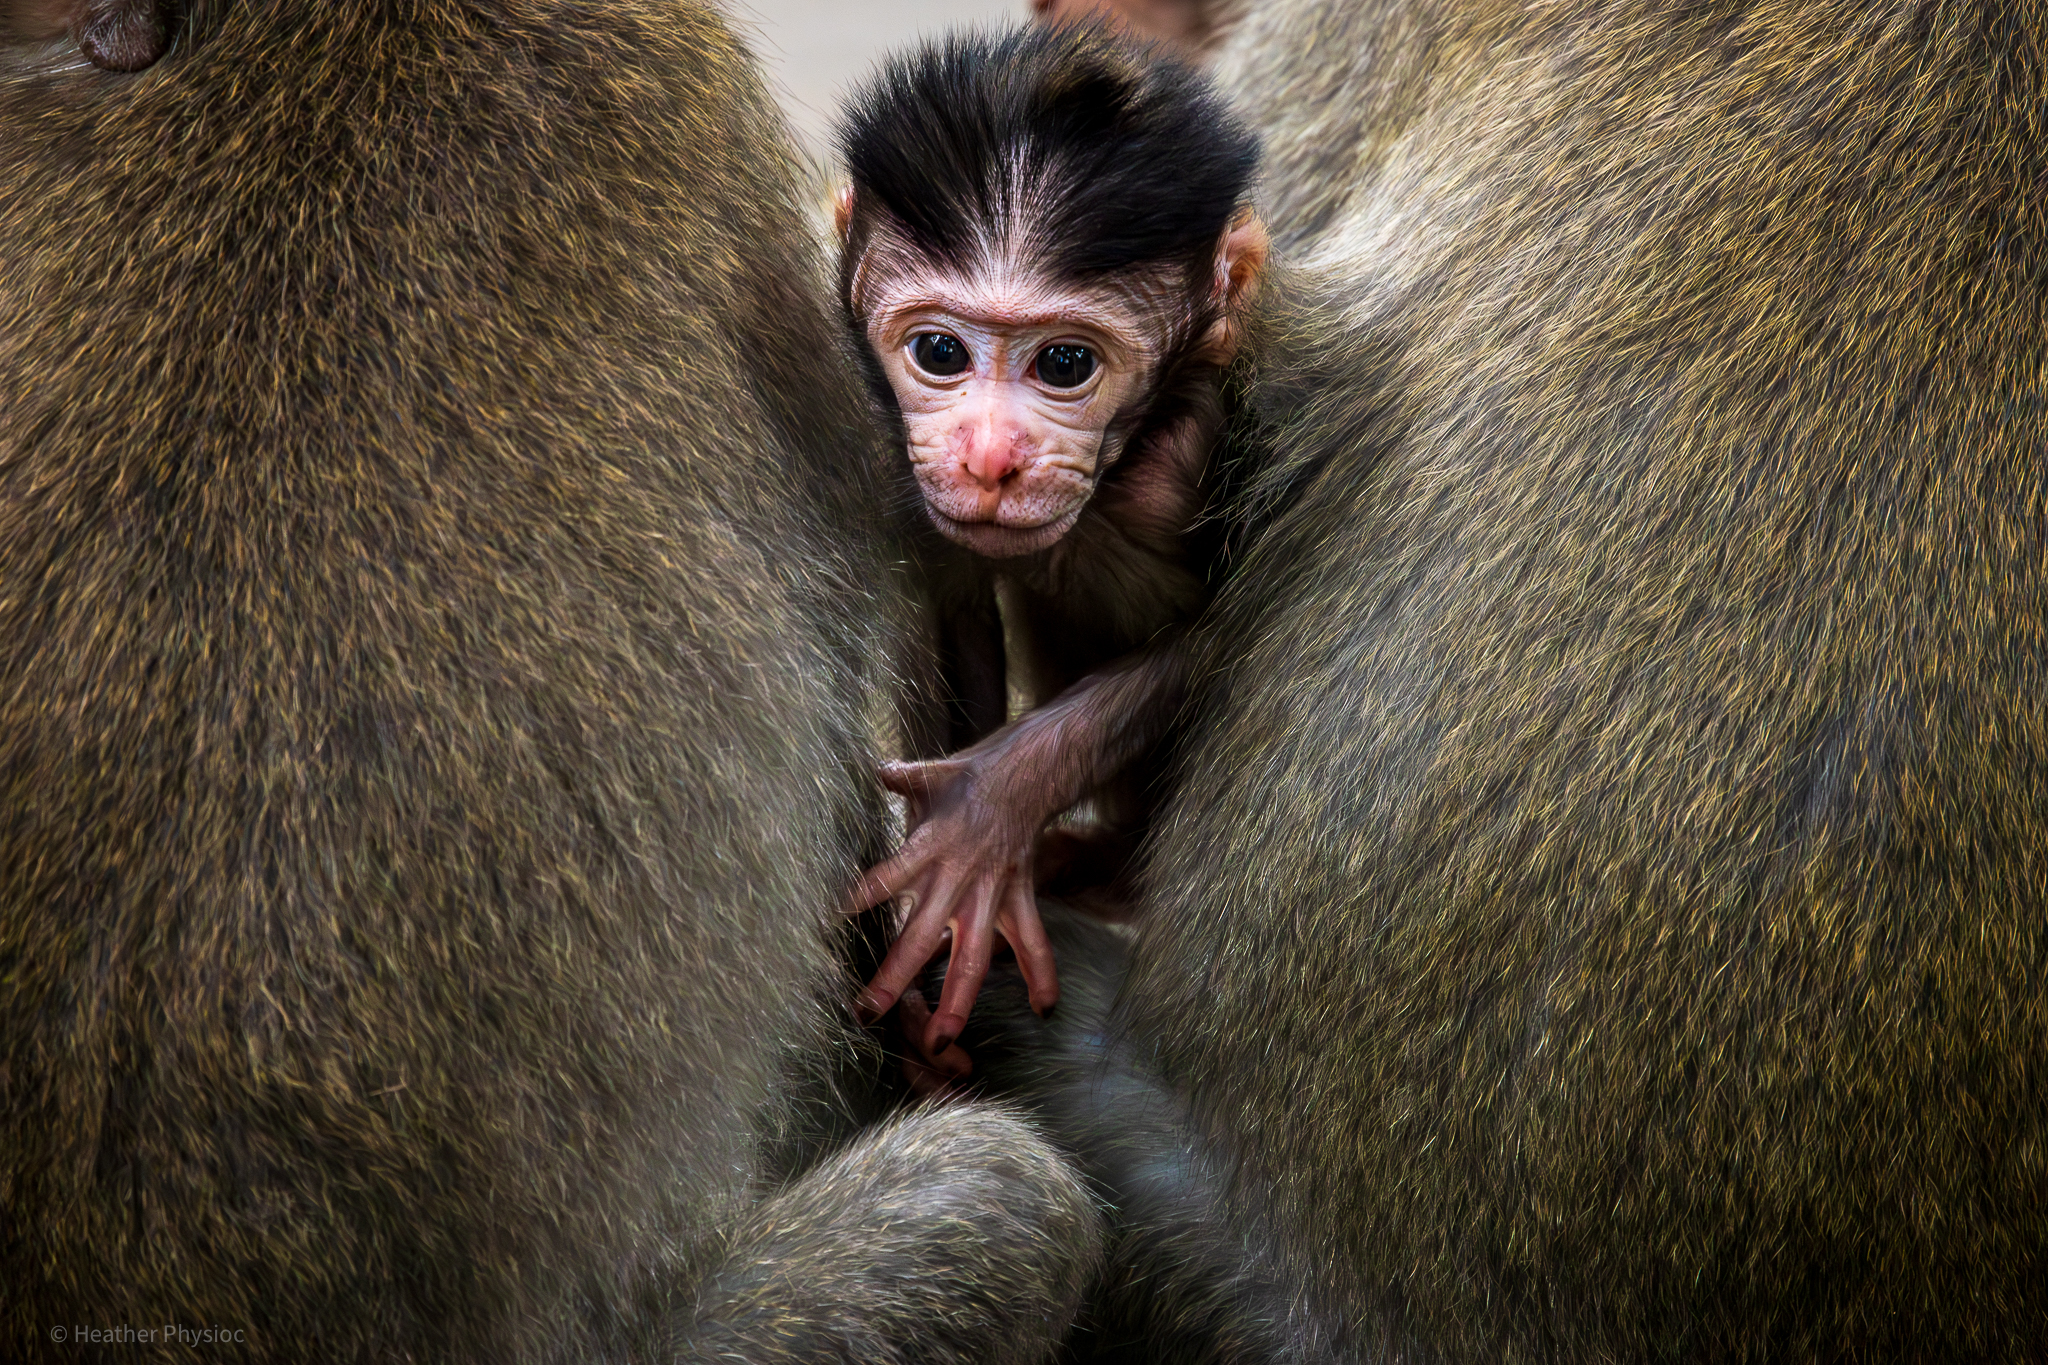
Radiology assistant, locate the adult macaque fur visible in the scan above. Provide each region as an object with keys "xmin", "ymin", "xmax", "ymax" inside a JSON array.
[
  {"xmin": 0, "ymin": 3, "xmax": 1103, "ymax": 1361},
  {"xmin": 836, "ymin": 26, "xmax": 1267, "ymax": 1066},
  {"xmin": 965, "ymin": 0, "xmax": 2048, "ymax": 1359}
]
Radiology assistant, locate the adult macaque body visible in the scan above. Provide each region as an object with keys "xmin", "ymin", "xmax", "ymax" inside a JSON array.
[
  {"xmin": 836, "ymin": 25, "xmax": 1265, "ymax": 1060},
  {"xmin": 0, "ymin": 4, "xmax": 1103, "ymax": 1361},
  {"xmin": 963, "ymin": 0, "xmax": 2048, "ymax": 1358}
]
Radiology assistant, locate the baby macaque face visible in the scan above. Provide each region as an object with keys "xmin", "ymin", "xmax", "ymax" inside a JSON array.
[{"xmin": 858, "ymin": 259, "xmax": 1175, "ymax": 559}]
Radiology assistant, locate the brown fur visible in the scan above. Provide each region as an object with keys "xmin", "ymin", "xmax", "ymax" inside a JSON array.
[
  {"xmin": 0, "ymin": 3, "xmax": 1099, "ymax": 1361},
  {"xmin": 1139, "ymin": 0, "xmax": 2048, "ymax": 1356},
  {"xmin": 681, "ymin": 1103, "xmax": 1108, "ymax": 1364},
  {"xmin": 976, "ymin": 0, "xmax": 2048, "ymax": 1359}
]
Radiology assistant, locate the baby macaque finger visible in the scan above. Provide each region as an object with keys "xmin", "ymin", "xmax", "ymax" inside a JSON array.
[
  {"xmin": 997, "ymin": 883, "xmax": 1061, "ymax": 1018},
  {"xmin": 842, "ymin": 856, "xmax": 915, "ymax": 917},
  {"xmin": 855, "ymin": 888, "xmax": 957, "ymax": 1022},
  {"xmin": 898, "ymin": 988, "xmax": 973, "ymax": 1086},
  {"xmin": 926, "ymin": 891, "xmax": 1000, "ymax": 1055}
]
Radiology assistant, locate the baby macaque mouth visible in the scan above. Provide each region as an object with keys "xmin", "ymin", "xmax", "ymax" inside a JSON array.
[{"xmin": 926, "ymin": 504, "xmax": 1085, "ymax": 557}]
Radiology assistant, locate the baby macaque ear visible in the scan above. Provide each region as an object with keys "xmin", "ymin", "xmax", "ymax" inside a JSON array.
[
  {"xmin": 1216, "ymin": 208, "xmax": 1269, "ymax": 307},
  {"xmin": 1193, "ymin": 208, "xmax": 1270, "ymax": 366},
  {"xmin": 833, "ymin": 185, "xmax": 856, "ymax": 244}
]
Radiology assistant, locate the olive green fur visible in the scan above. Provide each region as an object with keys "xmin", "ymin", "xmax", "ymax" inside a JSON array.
[
  {"xmin": 678, "ymin": 1103, "xmax": 1106, "ymax": 1364},
  {"xmin": 0, "ymin": 2, "xmax": 1098, "ymax": 1361},
  {"xmin": 1118, "ymin": 0, "xmax": 2046, "ymax": 1359}
]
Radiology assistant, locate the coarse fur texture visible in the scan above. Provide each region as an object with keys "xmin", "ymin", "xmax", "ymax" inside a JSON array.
[
  {"xmin": 680, "ymin": 1103, "xmax": 1106, "ymax": 1365},
  {"xmin": 948, "ymin": 906, "xmax": 1295, "ymax": 1365},
  {"xmin": 967, "ymin": 0, "xmax": 2047, "ymax": 1359},
  {"xmin": 1108, "ymin": 0, "xmax": 2048, "ymax": 1358},
  {"xmin": 0, "ymin": 2, "xmax": 1100, "ymax": 1362}
]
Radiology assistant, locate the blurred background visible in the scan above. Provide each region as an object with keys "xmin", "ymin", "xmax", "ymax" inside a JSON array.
[{"xmin": 731, "ymin": 0, "xmax": 1032, "ymax": 157}]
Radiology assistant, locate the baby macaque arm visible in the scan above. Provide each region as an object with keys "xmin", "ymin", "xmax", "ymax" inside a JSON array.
[{"xmin": 846, "ymin": 635, "xmax": 1194, "ymax": 1062}]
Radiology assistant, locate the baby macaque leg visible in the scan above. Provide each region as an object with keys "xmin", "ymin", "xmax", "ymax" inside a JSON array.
[
  {"xmin": 939, "ymin": 582, "xmax": 1009, "ymax": 751},
  {"xmin": 936, "ymin": 902, "xmax": 1299, "ymax": 1363}
]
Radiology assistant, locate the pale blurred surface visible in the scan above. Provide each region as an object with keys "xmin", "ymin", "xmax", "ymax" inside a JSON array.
[{"xmin": 728, "ymin": 0, "xmax": 1032, "ymax": 156}]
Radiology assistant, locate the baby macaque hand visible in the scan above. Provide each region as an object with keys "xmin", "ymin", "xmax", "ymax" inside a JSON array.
[{"xmin": 844, "ymin": 752, "xmax": 1061, "ymax": 1060}]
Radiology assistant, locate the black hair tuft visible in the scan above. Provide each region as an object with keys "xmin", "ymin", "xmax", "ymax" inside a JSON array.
[{"xmin": 838, "ymin": 24, "xmax": 1259, "ymax": 281}]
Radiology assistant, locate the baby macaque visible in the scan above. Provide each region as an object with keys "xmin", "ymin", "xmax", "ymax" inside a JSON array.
[{"xmin": 837, "ymin": 24, "xmax": 1265, "ymax": 1067}]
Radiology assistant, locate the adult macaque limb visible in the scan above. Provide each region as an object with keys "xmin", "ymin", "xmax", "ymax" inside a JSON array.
[{"xmin": 849, "ymin": 636, "xmax": 1195, "ymax": 1059}]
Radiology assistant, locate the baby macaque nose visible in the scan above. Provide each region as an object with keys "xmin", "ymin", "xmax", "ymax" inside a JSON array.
[{"xmin": 959, "ymin": 438, "xmax": 1021, "ymax": 491}]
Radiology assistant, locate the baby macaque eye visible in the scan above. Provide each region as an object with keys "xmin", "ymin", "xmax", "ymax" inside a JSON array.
[
  {"xmin": 911, "ymin": 332, "xmax": 971, "ymax": 376},
  {"xmin": 1034, "ymin": 344, "xmax": 1096, "ymax": 389}
]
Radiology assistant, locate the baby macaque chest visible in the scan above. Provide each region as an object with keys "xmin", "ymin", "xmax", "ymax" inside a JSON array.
[{"xmin": 997, "ymin": 522, "xmax": 1212, "ymax": 709}]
